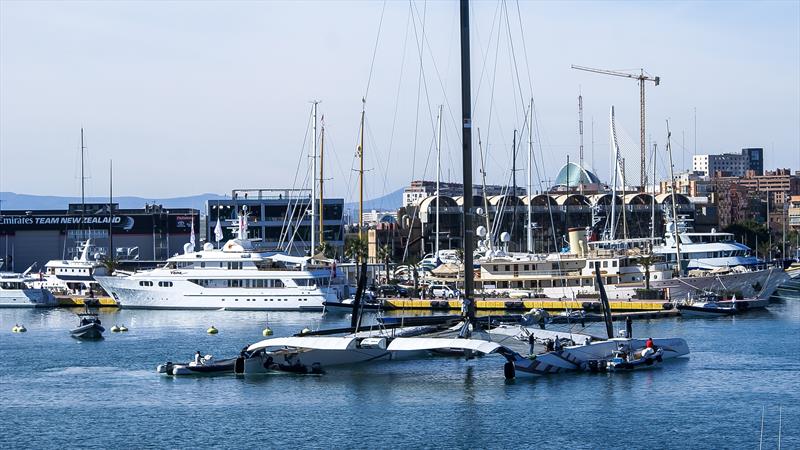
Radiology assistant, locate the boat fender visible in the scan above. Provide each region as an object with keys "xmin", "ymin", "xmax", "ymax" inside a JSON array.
[
  {"xmin": 503, "ymin": 361, "xmax": 516, "ymax": 379},
  {"xmin": 119, "ymin": 325, "xmax": 128, "ymax": 332},
  {"xmin": 207, "ymin": 326, "xmax": 219, "ymax": 334},
  {"xmin": 662, "ymin": 303, "xmax": 674, "ymax": 310},
  {"xmin": 12, "ymin": 324, "xmax": 19, "ymax": 333},
  {"xmin": 262, "ymin": 327, "xmax": 273, "ymax": 337},
  {"xmin": 111, "ymin": 325, "xmax": 120, "ymax": 332},
  {"xmin": 300, "ymin": 327, "xmax": 312, "ymax": 335}
]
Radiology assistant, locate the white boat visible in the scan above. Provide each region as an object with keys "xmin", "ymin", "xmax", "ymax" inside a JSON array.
[
  {"xmin": 30, "ymin": 239, "xmax": 109, "ymax": 296},
  {"xmin": 0, "ymin": 267, "xmax": 57, "ymax": 308},
  {"xmin": 96, "ymin": 225, "xmax": 345, "ymax": 310},
  {"xmin": 676, "ymin": 293, "xmax": 739, "ymax": 317}
]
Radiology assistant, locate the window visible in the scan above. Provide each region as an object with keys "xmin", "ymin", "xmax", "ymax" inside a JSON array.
[
  {"xmin": 602, "ymin": 261, "xmax": 608, "ymax": 268},
  {"xmin": 612, "ymin": 261, "xmax": 617, "ymax": 267},
  {"xmin": 139, "ymin": 281, "xmax": 153, "ymax": 287},
  {"xmin": 158, "ymin": 281, "xmax": 173, "ymax": 287}
]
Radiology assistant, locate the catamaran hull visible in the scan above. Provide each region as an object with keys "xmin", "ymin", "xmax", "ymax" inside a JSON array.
[
  {"xmin": 511, "ymin": 338, "xmax": 689, "ymax": 377},
  {"xmin": 242, "ymin": 348, "xmax": 395, "ymax": 374}
]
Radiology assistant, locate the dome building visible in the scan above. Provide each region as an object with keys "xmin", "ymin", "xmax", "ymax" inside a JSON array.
[{"xmin": 551, "ymin": 162, "xmax": 603, "ymax": 192}]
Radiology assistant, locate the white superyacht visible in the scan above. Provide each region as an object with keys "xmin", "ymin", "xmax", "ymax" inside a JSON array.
[{"xmin": 96, "ymin": 228, "xmax": 343, "ymax": 310}]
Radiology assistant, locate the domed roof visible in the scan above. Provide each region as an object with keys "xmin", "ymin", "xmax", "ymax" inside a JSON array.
[{"xmin": 553, "ymin": 162, "xmax": 601, "ymax": 188}]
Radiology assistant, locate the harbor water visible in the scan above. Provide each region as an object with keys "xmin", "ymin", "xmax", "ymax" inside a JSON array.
[{"xmin": 1, "ymin": 300, "xmax": 798, "ymax": 449}]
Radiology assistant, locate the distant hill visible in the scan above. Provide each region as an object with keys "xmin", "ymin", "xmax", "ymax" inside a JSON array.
[
  {"xmin": 0, "ymin": 192, "xmax": 228, "ymax": 211},
  {"xmin": 0, "ymin": 188, "xmax": 406, "ymax": 213},
  {"xmin": 344, "ymin": 187, "xmax": 404, "ymax": 213}
]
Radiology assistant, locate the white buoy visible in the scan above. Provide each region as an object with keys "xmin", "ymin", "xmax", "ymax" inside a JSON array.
[
  {"xmin": 262, "ymin": 327, "xmax": 273, "ymax": 336},
  {"xmin": 18, "ymin": 325, "xmax": 26, "ymax": 332},
  {"xmin": 300, "ymin": 327, "xmax": 312, "ymax": 335},
  {"xmin": 119, "ymin": 325, "xmax": 128, "ymax": 332},
  {"xmin": 207, "ymin": 326, "xmax": 218, "ymax": 334},
  {"xmin": 111, "ymin": 325, "xmax": 121, "ymax": 332}
]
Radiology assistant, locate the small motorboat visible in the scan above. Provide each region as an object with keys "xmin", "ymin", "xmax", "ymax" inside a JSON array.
[
  {"xmin": 606, "ymin": 346, "xmax": 664, "ymax": 371},
  {"xmin": 70, "ymin": 311, "xmax": 105, "ymax": 340},
  {"xmin": 323, "ymin": 295, "xmax": 383, "ymax": 314},
  {"xmin": 157, "ymin": 352, "xmax": 237, "ymax": 376},
  {"xmin": 677, "ymin": 293, "xmax": 738, "ymax": 318}
]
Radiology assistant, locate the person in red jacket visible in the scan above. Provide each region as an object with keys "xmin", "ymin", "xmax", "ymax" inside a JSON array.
[{"xmin": 645, "ymin": 337, "xmax": 654, "ymax": 349}]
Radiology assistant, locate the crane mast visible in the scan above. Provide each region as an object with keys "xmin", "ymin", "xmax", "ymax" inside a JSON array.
[{"xmin": 571, "ymin": 64, "xmax": 660, "ymax": 190}]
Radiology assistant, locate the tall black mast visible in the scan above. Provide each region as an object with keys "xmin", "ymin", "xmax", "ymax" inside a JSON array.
[
  {"xmin": 459, "ymin": 0, "xmax": 475, "ymax": 323},
  {"xmin": 109, "ymin": 160, "xmax": 113, "ymax": 264}
]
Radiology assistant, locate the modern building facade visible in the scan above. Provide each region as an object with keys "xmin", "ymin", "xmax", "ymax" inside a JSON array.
[
  {"xmin": 204, "ymin": 189, "xmax": 345, "ymax": 257},
  {"xmin": 692, "ymin": 148, "xmax": 764, "ymax": 177},
  {"xmin": 0, "ymin": 203, "xmax": 199, "ymax": 272}
]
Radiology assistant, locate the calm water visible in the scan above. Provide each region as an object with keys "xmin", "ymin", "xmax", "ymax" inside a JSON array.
[{"xmin": 1, "ymin": 301, "xmax": 798, "ymax": 449}]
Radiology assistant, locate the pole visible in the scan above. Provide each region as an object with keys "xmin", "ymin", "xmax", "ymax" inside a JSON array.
[
  {"xmin": 311, "ymin": 101, "xmax": 318, "ymax": 255},
  {"xmin": 435, "ymin": 104, "xmax": 442, "ymax": 257},
  {"xmin": 80, "ymin": 128, "xmax": 86, "ymax": 242},
  {"xmin": 651, "ymin": 143, "xmax": 657, "ymax": 244},
  {"xmin": 527, "ymin": 98, "xmax": 533, "ymax": 253},
  {"xmin": 459, "ymin": 0, "xmax": 475, "ymax": 323},
  {"xmin": 609, "ymin": 107, "xmax": 618, "ymax": 240}
]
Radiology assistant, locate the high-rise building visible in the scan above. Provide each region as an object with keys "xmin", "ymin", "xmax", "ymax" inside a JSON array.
[{"xmin": 742, "ymin": 148, "xmax": 764, "ymax": 175}]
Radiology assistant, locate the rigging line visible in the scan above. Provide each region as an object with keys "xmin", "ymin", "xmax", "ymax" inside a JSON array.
[
  {"xmin": 362, "ymin": 0, "xmax": 388, "ymax": 102},
  {"xmin": 473, "ymin": 0, "xmax": 503, "ymax": 114},
  {"xmin": 409, "ymin": 0, "xmax": 428, "ymax": 182},
  {"xmin": 513, "ymin": 0, "xmax": 534, "ymax": 95},
  {"xmin": 279, "ymin": 106, "xmax": 314, "ymax": 248},
  {"xmin": 383, "ymin": 2, "xmax": 413, "ymax": 204},
  {"xmin": 409, "ymin": 0, "xmax": 442, "ymax": 143}
]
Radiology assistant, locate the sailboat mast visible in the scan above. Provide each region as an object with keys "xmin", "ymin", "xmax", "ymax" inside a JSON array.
[
  {"xmin": 527, "ymin": 98, "xmax": 533, "ymax": 253},
  {"xmin": 80, "ymin": 128, "xmax": 86, "ymax": 243},
  {"xmin": 459, "ymin": 0, "xmax": 475, "ymax": 321},
  {"xmin": 478, "ymin": 129, "xmax": 492, "ymax": 252},
  {"xmin": 319, "ymin": 116, "xmax": 325, "ymax": 247},
  {"xmin": 609, "ymin": 107, "xmax": 618, "ymax": 240},
  {"xmin": 651, "ymin": 142, "xmax": 657, "ymax": 244},
  {"xmin": 666, "ymin": 121, "xmax": 683, "ymax": 277},
  {"xmin": 109, "ymin": 160, "xmax": 113, "ymax": 262},
  {"xmin": 512, "ymin": 129, "xmax": 517, "ymax": 244},
  {"xmin": 311, "ymin": 101, "xmax": 318, "ymax": 254},
  {"xmin": 435, "ymin": 104, "xmax": 442, "ymax": 256},
  {"xmin": 358, "ymin": 100, "xmax": 365, "ymax": 241}
]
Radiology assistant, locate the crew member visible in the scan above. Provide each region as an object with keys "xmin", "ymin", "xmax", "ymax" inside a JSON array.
[{"xmin": 646, "ymin": 337, "xmax": 654, "ymax": 349}]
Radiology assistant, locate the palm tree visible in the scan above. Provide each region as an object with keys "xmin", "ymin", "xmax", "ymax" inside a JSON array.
[
  {"xmin": 638, "ymin": 255, "xmax": 654, "ymax": 291},
  {"xmin": 377, "ymin": 244, "xmax": 392, "ymax": 284},
  {"xmin": 101, "ymin": 256, "xmax": 117, "ymax": 275},
  {"xmin": 344, "ymin": 236, "xmax": 367, "ymax": 263},
  {"xmin": 316, "ymin": 242, "xmax": 336, "ymax": 259}
]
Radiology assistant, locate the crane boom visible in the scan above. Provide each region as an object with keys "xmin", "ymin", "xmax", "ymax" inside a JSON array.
[{"xmin": 571, "ymin": 64, "xmax": 660, "ymax": 190}]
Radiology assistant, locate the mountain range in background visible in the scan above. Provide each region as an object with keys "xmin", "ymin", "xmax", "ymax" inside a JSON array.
[{"xmin": 0, "ymin": 187, "xmax": 406, "ymax": 213}]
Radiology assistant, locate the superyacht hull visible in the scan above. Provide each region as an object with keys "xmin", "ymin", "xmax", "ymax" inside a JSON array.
[
  {"xmin": 97, "ymin": 276, "xmax": 332, "ymax": 311},
  {"xmin": 651, "ymin": 267, "xmax": 787, "ymax": 300},
  {"xmin": 0, "ymin": 288, "xmax": 57, "ymax": 308}
]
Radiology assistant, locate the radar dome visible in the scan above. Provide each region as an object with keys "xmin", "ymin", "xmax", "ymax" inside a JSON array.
[
  {"xmin": 476, "ymin": 226, "xmax": 487, "ymax": 237},
  {"xmin": 203, "ymin": 243, "xmax": 214, "ymax": 251},
  {"xmin": 500, "ymin": 232, "xmax": 511, "ymax": 243}
]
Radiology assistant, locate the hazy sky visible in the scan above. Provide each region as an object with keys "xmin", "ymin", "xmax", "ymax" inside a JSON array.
[{"xmin": 1, "ymin": 0, "xmax": 798, "ymax": 205}]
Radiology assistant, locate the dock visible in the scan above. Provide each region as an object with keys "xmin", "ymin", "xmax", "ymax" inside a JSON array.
[
  {"xmin": 55, "ymin": 296, "xmax": 118, "ymax": 307},
  {"xmin": 383, "ymin": 298, "xmax": 673, "ymax": 312}
]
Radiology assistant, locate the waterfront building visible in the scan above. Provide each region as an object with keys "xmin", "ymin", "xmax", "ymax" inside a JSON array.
[
  {"xmin": 692, "ymin": 148, "xmax": 764, "ymax": 177},
  {"xmin": 0, "ymin": 203, "xmax": 199, "ymax": 272},
  {"xmin": 402, "ymin": 180, "xmax": 521, "ymax": 208},
  {"xmin": 204, "ymin": 189, "xmax": 345, "ymax": 257},
  {"xmin": 789, "ymin": 195, "xmax": 800, "ymax": 232}
]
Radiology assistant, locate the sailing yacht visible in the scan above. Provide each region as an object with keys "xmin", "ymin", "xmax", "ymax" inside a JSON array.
[{"xmin": 96, "ymin": 219, "xmax": 344, "ymax": 310}]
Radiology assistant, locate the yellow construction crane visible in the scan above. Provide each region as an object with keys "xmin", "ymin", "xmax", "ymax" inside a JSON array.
[{"xmin": 571, "ymin": 65, "xmax": 660, "ymax": 190}]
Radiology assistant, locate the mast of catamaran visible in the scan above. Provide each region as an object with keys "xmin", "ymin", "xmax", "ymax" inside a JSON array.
[
  {"xmin": 527, "ymin": 98, "xmax": 533, "ymax": 253},
  {"xmin": 311, "ymin": 101, "xmax": 319, "ymax": 255},
  {"xmin": 80, "ymin": 128, "xmax": 87, "ymax": 245},
  {"xmin": 609, "ymin": 107, "xmax": 618, "ymax": 240},
  {"xmin": 109, "ymin": 160, "xmax": 113, "ymax": 264},
  {"xmin": 459, "ymin": 0, "xmax": 476, "ymax": 326},
  {"xmin": 435, "ymin": 104, "xmax": 442, "ymax": 257},
  {"xmin": 358, "ymin": 99, "xmax": 366, "ymax": 241}
]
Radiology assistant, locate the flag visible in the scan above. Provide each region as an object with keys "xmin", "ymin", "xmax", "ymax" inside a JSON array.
[
  {"xmin": 214, "ymin": 218, "xmax": 223, "ymax": 243},
  {"xmin": 190, "ymin": 217, "xmax": 196, "ymax": 249}
]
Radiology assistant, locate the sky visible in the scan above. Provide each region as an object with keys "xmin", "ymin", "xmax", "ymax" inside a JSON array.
[{"xmin": 1, "ymin": 0, "xmax": 798, "ymax": 206}]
